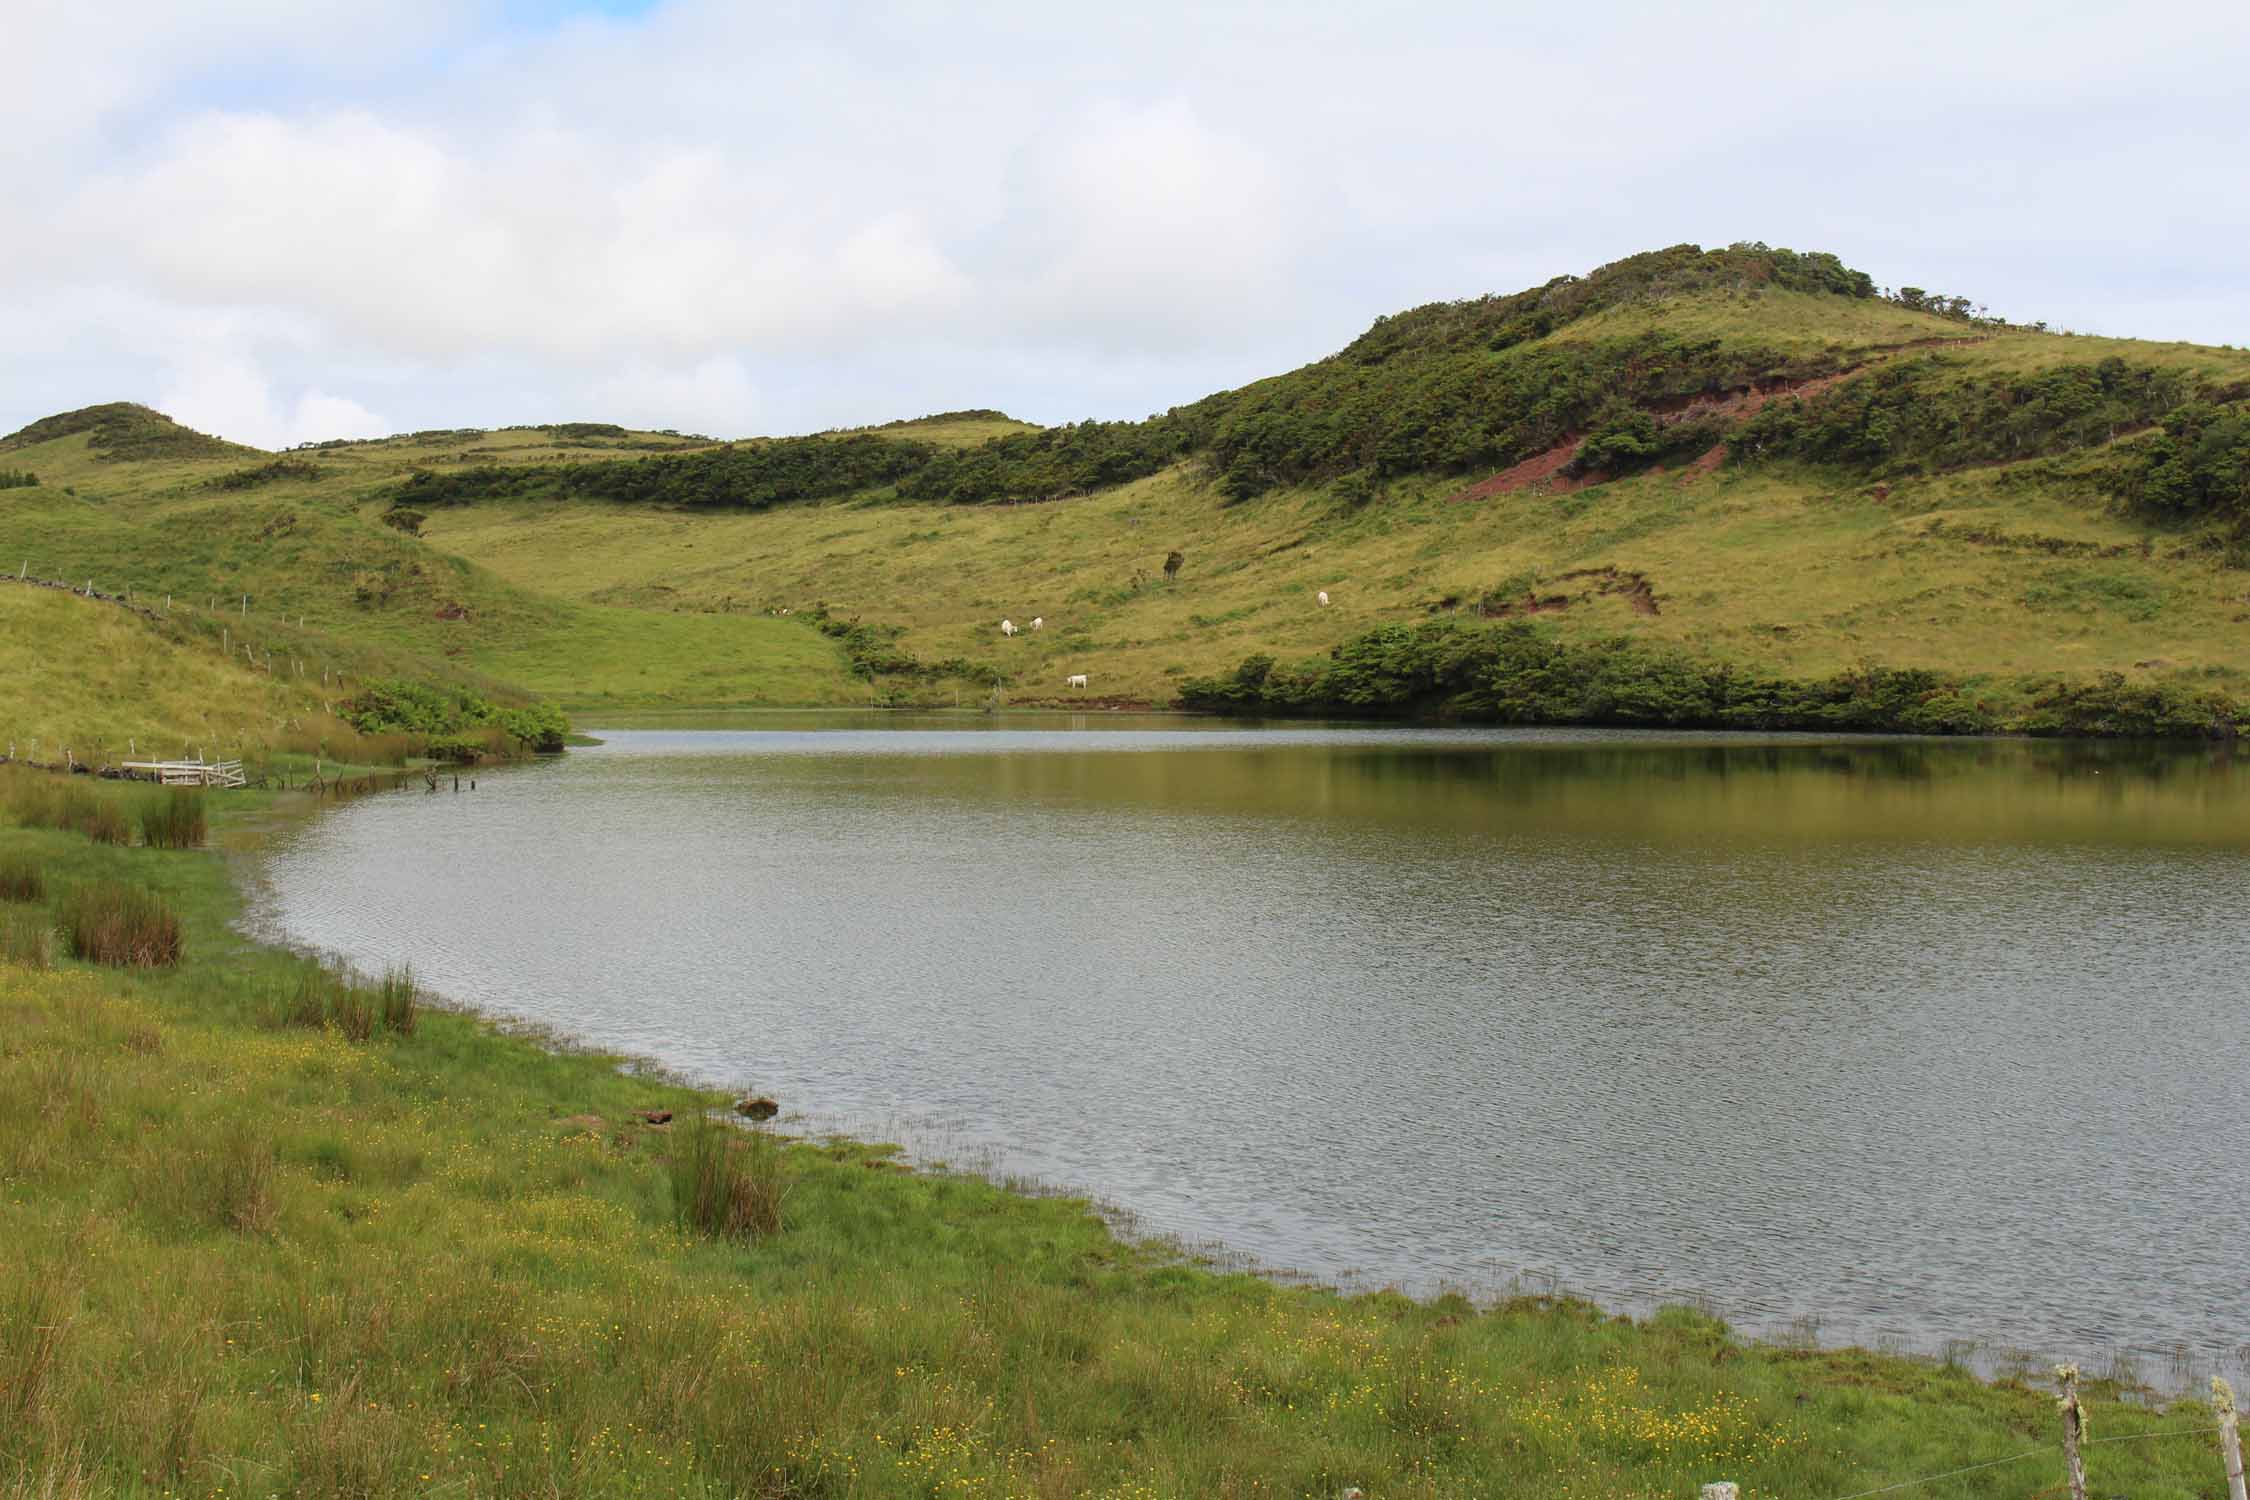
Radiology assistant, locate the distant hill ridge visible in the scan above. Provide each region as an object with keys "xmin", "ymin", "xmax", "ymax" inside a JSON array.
[
  {"xmin": 374, "ymin": 241, "xmax": 2079, "ymax": 514},
  {"xmin": 0, "ymin": 401, "xmax": 253, "ymax": 464}
]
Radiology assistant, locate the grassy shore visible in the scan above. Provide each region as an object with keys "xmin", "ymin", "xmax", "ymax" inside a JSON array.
[{"xmin": 0, "ymin": 773, "xmax": 2236, "ymax": 1498}]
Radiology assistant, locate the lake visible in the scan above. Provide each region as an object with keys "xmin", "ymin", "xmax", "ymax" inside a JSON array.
[{"xmin": 248, "ymin": 718, "xmax": 2250, "ymax": 1385}]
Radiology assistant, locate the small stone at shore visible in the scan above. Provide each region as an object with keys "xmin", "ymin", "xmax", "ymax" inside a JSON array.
[
  {"xmin": 636, "ymin": 1109, "xmax": 674, "ymax": 1126},
  {"xmin": 735, "ymin": 1095, "xmax": 779, "ymax": 1121}
]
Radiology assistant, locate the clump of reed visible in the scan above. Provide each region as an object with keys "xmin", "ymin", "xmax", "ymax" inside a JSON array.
[
  {"xmin": 270, "ymin": 961, "xmax": 417, "ymax": 1042},
  {"xmin": 0, "ymin": 851, "xmax": 43, "ymax": 902},
  {"xmin": 138, "ymin": 1128, "xmax": 279, "ymax": 1237},
  {"xmin": 134, "ymin": 788, "xmax": 206, "ymax": 849},
  {"xmin": 0, "ymin": 907, "xmax": 55, "ymax": 969},
  {"xmin": 58, "ymin": 880, "xmax": 183, "ymax": 967},
  {"xmin": 670, "ymin": 1115, "xmax": 788, "ymax": 1241},
  {"xmin": 378, "ymin": 965, "xmax": 418, "ymax": 1037},
  {"xmin": 3, "ymin": 774, "xmax": 132, "ymax": 845}
]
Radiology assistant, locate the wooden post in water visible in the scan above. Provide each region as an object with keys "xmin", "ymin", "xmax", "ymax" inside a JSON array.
[
  {"xmin": 2057, "ymin": 1365, "xmax": 2088, "ymax": 1500},
  {"xmin": 2218, "ymin": 1377, "xmax": 2248, "ymax": 1500}
]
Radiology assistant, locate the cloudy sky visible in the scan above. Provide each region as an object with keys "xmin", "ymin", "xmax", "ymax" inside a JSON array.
[{"xmin": 7, "ymin": 0, "xmax": 2246, "ymax": 449}]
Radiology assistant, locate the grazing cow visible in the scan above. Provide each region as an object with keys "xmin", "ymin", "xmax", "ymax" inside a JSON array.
[
  {"xmin": 1066, "ymin": 673, "xmax": 1088, "ymax": 689},
  {"xmin": 1030, "ymin": 617, "xmax": 1043, "ymax": 631},
  {"xmin": 1317, "ymin": 590, "xmax": 1330, "ymax": 606},
  {"xmin": 1000, "ymin": 619, "xmax": 1017, "ymax": 637}
]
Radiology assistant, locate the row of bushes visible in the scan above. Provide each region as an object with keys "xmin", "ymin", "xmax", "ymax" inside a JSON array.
[
  {"xmin": 207, "ymin": 459, "xmax": 322, "ymax": 491},
  {"xmin": 1177, "ymin": 619, "xmax": 2248, "ymax": 739},
  {"xmin": 0, "ymin": 467, "xmax": 37, "ymax": 489},
  {"xmin": 397, "ymin": 432, "xmax": 933, "ymax": 512}
]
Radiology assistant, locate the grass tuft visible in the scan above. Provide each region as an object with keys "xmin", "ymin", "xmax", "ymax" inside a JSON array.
[
  {"xmin": 0, "ymin": 852, "xmax": 42, "ymax": 902},
  {"xmin": 271, "ymin": 960, "xmax": 415, "ymax": 1042},
  {"xmin": 134, "ymin": 789, "xmax": 205, "ymax": 850},
  {"xmin": 670, "ymin": 1115, "xmax": 787, "ymax": 1241},
  {"xmin": 58, "ymin": 880, "xmax": 182, "ymax": 967},
  {"xmin": 0, "ymin": 1267, "xmax": 75, "ymax": 1428},
  {"xmin": 0, "ymin": 908, "xmax": 55, "ymax": 969},
  {"xmin": 377, "ymin": 965, "xmax": 418, "ymax": 1038}
]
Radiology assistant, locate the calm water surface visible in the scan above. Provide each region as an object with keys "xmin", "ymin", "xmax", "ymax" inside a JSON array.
[{"xmin": 250, "ymin": 719, "xmax": 2250, "ymax": 1382}]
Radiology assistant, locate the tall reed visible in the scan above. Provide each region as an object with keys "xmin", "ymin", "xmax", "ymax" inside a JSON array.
[
  {"xmin": 670, "ymin": 1116, "xmax": 787, "ymax": 1241},
  {"xmin": 270, "ymin": 961, "xmax": 416, "ymax": 1041},
  {"xmin": 135, "ymin": 788, "xmax": 206, "ymax": 849},
  {"xmin": 58, "ymin": 881, "xmax": 183, "ymax": 967},
  {"xmin": 378, "ymin": 965, "xmax": 419, "ymax": 1037}
]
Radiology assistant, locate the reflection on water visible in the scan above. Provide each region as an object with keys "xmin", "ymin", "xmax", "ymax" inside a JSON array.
[{"xmin": 250, "ymin": 722, "xmax": 2250, "ymax": 1384}]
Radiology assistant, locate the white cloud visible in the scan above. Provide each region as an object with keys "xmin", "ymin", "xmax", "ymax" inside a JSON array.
[
  {"xmin": 157, "ymin": 350, "xmax": 388, "ymax": 450},
  {"xmin": 582, "ymin": 356, "xmax": 759, "ymax": 438},
  {"xmin": 5, "ymin": 0, "xmax": 2250, "ymax": 439}
]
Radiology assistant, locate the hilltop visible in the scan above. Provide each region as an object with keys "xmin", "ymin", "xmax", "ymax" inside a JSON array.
[{"xmin": 7, "ymin": 241, "xmax": 2249, "ymax": 736}]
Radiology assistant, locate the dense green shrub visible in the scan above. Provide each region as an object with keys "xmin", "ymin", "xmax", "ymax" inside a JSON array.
[
  {"xmin": 1730, "ymin": 357, "xmax": 2188, "ymax": 475},
  {"xmin": 1179, "ymin": 619, "xmax": 2245, "ymax": 739},
  {"xmin": 208, "ymin": 459, "xmax": 321, "ymax": 490},
  {"xmin": 400, "ymin": 432, "xmax": 933, "ymax": 512},
  {"xmin": 2101, "ymin": 403, "xmax": 2250, "ymax": 522},
  {"xmin": 0, "ymin": 468, "xmax": 38, "ymax": 489},
  {"xmin": 339, "ymin": 679, "xmax": 566, "ymax": 755}
]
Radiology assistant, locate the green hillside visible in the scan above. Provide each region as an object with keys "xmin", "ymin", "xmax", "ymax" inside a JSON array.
[{"xmin": 8, "ymin": 242, "xmax": 2250, "ymax": 733}]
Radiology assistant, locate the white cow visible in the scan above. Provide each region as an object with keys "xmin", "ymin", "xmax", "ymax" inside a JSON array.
[
  {"xmin": 1066, "ymin": 673, "xmax": 1088, "ymax": 689},
  {"xmin": 1000, "ymin": 619, "xmax": 1017, "ymax": 637},
  {"xmin": 1317, "ymin": 590, "xmax": 1330, "ymax": 606},
  {"xmin": 1030, "ymin": 617, "xmax": 1043, "ymax": 631}
]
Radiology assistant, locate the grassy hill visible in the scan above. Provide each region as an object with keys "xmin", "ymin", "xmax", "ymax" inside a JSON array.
[
  {"xmin": 8, "ymin": 243, "xmax": 2250, "ymax": 732},
  {"xmin": 0, "ymin": 413, "xmax": 861, "ymax": 716}
]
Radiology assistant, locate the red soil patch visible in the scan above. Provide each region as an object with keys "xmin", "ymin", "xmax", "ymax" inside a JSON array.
[
  {"xmin": 1454, "ymin": 365, "xmax": 1875, "ymax": 502},
  {"xmin": 1448, "ymin": 437, "xmax": 1592, "ymax": 502}
]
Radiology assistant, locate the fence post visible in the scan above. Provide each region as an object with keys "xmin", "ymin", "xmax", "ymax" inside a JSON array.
[
  {"xmin": 2057, "ymin": 1364, "xmax": 2088, "ymax": 1500},
  {"xmin": 2218, "ymin": 1377, "xmax": 2247, "ymax": 1500}
]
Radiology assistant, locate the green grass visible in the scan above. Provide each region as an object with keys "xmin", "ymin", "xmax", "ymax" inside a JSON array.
[{"xmin": 0, "ymin": 776, "xmax": 2242, "ymax": 1497}]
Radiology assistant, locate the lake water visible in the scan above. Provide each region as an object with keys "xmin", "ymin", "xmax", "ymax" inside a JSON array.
[{"xmin": 249, "ymin": 718, "xmax": 2250, "ymax": 1385}]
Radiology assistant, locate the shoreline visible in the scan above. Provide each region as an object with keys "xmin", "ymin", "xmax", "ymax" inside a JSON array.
[
  {"xmin": 238, "ymin": 753, "xmax": 2241, "ymax": 1401},
  {"xmin": 2, "ymin": 764, "xmax": 2241, "ymax": 1495}
]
